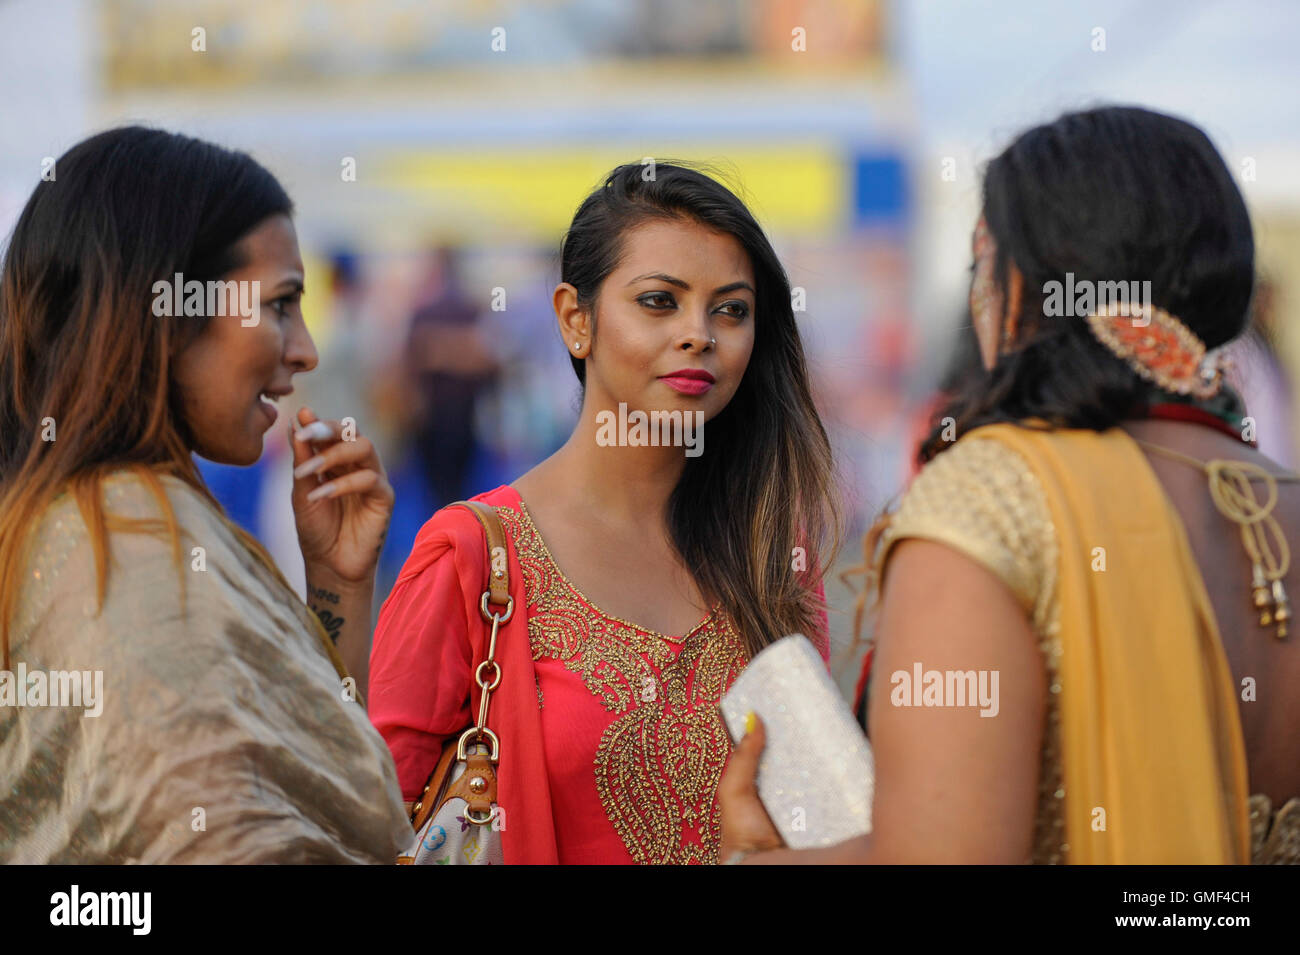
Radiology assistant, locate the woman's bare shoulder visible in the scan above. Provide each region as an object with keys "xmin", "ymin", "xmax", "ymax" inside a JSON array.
[{"xmin": 1121, "ymin": 419, "xmax": 1298, "ymax": 478}]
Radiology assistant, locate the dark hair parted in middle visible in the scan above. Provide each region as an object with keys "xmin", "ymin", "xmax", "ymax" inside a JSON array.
[
  {"xmin": 921, "ymin": 105, "xmax": 1255, "ymax": 462},
  {"xmin": 559, "ymin": 161, "xmax": 842, "ymax": 657}
]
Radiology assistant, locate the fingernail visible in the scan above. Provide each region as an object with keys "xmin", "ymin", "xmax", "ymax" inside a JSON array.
[
  {"xmin": 294, "ymin": 456, "xmax": 325, "ymax": 479},
  {"xmin": 306, "ymin": 482, "xmax": 336, "ymax": 503},
  {"xmin": 294, "ymin": 421, "xmax": 331, "ymax": 442},
  {"xmin": 744, "ymin": 711, "xmax": 757, "ymax": 735}
]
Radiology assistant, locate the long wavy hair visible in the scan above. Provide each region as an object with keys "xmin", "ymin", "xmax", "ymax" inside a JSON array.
[
  {"xmin": 559, "ymin": 161, "xmax": 843, "ymax": 658},
  {"xmin": 921, "ymin": 105, "xmax": 1255, "ymax": 461},
  {"xmin": 846, "ymin": 106, "xmax": 1256, "ymax": 658},
  {"xmin": 0, "ymin": 126, "xmax": 297, "ymax": 668}
]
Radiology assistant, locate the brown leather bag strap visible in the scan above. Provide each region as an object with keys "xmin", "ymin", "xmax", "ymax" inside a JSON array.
[
  {"xmin": 406, "ymin": 499, "xmax": 514, "ymax": 831},
  {"xmin": 445, "ymin": 500, "xmax": 513, "ymax": 769},
  {"xmin": 448, "ymin": 500, "xmax": 511, "ymax": 611}
]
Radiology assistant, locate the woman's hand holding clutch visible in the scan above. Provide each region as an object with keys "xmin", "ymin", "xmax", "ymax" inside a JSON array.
[{"xmin": 718, "ymin": 714, "xmax": 787, "ymax": 863}]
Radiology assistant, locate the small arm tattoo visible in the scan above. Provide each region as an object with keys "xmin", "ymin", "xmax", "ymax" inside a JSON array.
[
  {"xmin": 308, "ymin": 585, "xmax": 341, "ymax": 605},
  {"xmin": 312, "ymin": 606, "xmax": 345, "ymax": 644}
]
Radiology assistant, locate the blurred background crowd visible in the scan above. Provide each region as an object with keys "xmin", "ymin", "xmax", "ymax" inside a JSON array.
[{"xmin": 2, "ymin": 0, "xmax": 1298, "ymax": 697}]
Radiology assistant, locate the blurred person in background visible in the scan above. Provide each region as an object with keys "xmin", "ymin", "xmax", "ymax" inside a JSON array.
[
  {"xmin": 0, "ymin": 127, "xmax": 408, "ymax": 862},
  {"xmin": 405, "ymin": 244, "xmax": 499, "ymax": 508},
  {"xmin": 473, "ymin": 245, "xmax": 578, "ymax": 483},
  {"xmin": 298, "ymin": 250, "xmax": 371, "ymax": 428},
  {"xmin": 722, "ymin": 106, "xmax": 1299, "ymax": 865},
  {"xmin": 370, "ymin": 162, "xmax": 842, "ymax": 864}
]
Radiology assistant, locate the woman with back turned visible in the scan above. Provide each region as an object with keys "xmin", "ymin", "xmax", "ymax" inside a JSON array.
[{"xmin": 722, "ymin": 106, "xmax": 1300, "ymax": 864}]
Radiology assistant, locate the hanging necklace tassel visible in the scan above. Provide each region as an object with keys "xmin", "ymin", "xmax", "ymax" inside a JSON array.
[
  {"xmin": 1136, "ymin": 439, "xmax": 1298, "ymax": 642},
  {"xmin": 1253, "ymin": 563, "xmax": 1274, "ymax": 625},
  {"xmin": 1205, "ymin": 459, "xmax": 1288, "ymax": 637},
  {"xmin": 1272, "ymin": 579, "xmax": 1290, "ymax": 639}
]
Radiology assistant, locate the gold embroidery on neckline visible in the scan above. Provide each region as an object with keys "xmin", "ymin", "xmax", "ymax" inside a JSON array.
[
  {"xmin": 513, "ymin": 499, "xmax": 716, "ymax": 640},
  {"xmin": 498, "ymin": 502, "xmax": 748, "ymax": 864}
]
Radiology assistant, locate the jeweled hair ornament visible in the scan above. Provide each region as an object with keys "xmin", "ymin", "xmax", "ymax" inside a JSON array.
[{"xmin": 1084, "ymin": 300, "xmax": 1223, "ymax": 399}]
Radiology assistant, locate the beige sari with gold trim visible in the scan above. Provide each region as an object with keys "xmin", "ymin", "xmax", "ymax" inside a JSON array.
[{"xmin": 0, "ymin": 470, "xmax": 409, "ymax": 863}]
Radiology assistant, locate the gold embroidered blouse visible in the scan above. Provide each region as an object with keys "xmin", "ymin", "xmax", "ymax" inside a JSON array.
[
  {"xmin": 874, "ymin": 436, "xmax": 1299, "ymax": 864},
  {"xmin": 496, "ymin": 501, "xmax": 750, "ymax": 864}
]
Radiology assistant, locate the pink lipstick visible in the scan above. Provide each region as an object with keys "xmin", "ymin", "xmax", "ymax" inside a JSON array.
[{"xmin": 659, "ymin": 368, "xmax": 715, "ymax": 396}]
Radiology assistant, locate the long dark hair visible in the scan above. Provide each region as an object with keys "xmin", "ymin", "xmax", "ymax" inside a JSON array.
[
  {"xmin": 559, "ymin": 161, "xmax": 842, "ymax": 657},
  {"xmin": 0, "ymin": 125, "xmax": 294, "ymax": 667},
  {"xmin": 920, "ymin": 105, "xmax": 1255, "ymax": 462}
]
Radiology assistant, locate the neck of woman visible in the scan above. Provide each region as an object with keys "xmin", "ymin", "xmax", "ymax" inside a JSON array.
[{"xmin": 556, "ymin": 403, "xmax": 692, "ymax": 527}]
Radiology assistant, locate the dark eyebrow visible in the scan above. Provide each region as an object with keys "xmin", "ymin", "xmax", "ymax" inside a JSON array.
[
  {"xmin": 627, "ymin": 272, "xmax": 689, "ymax": 289},
  {"xmin": 270, "ymin": 277, "xmax": 305, "ymax": 297},
  {"xmin": 626, "ymin": 273, "xmax": 755, "ymax": 297},
  {"xmin": 713, "ymin": 281, "xmax": 755, "ymax": 297}
]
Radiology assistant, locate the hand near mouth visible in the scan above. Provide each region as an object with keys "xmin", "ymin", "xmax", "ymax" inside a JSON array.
[
  {"xmin": 289, "ymin": 405, "xmax": 394, "ymax": 587},
  {"xmin": 290, "ymin": 405, "xmax": 394, "ymax": 696}
]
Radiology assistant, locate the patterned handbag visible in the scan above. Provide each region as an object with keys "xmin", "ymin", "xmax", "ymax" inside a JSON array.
[{"xmin": 398, "ymin": 500, "xmax": 514, "ymax": 865}]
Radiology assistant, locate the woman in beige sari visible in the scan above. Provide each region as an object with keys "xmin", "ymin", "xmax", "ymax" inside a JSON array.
[
  {"xmin": 720, "ymin": 106, "xmax": 1300, "ymax": 864},
  {"xmin": 0, "ymin": 127, "xmax": 409, "ymax": 862}
]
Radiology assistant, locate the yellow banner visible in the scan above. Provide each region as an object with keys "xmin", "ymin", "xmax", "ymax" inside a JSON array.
[{"xmin": 378, "ymin": 146, "xmax": 846, "ymax": 237}]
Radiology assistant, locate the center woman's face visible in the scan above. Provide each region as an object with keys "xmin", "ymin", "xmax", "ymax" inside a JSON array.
[
  {"xmin": 172, "ymin": 214, "xmax": 318, "ymax": 465},
  {"xmin": 587, "ymin": 217, "xmax": 756, "ymax": 423}
]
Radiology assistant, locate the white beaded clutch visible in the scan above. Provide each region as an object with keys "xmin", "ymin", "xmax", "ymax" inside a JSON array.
[{"xmin": 720, "ymin": 634, "xmax": 875, "ymax": 848}]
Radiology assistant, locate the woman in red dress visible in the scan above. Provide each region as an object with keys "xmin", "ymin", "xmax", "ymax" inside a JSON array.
[{"xmin": 370, "ymin": 162, "xmax": 842, "ymax": 864}]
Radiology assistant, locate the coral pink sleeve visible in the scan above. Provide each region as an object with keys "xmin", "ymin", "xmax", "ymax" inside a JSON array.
[{"xmin": 369, "ymin": 533, "xmax": 475, "ymax": 801}]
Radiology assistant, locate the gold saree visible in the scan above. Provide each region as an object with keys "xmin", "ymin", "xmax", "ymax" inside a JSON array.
[
  {"xmin": 0, "ymin": 470, "xmax": 409, "ymax": 863},
  {"xmin": 877, "ymin": 424, "xmax": 1256, "ymax": 863}
]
